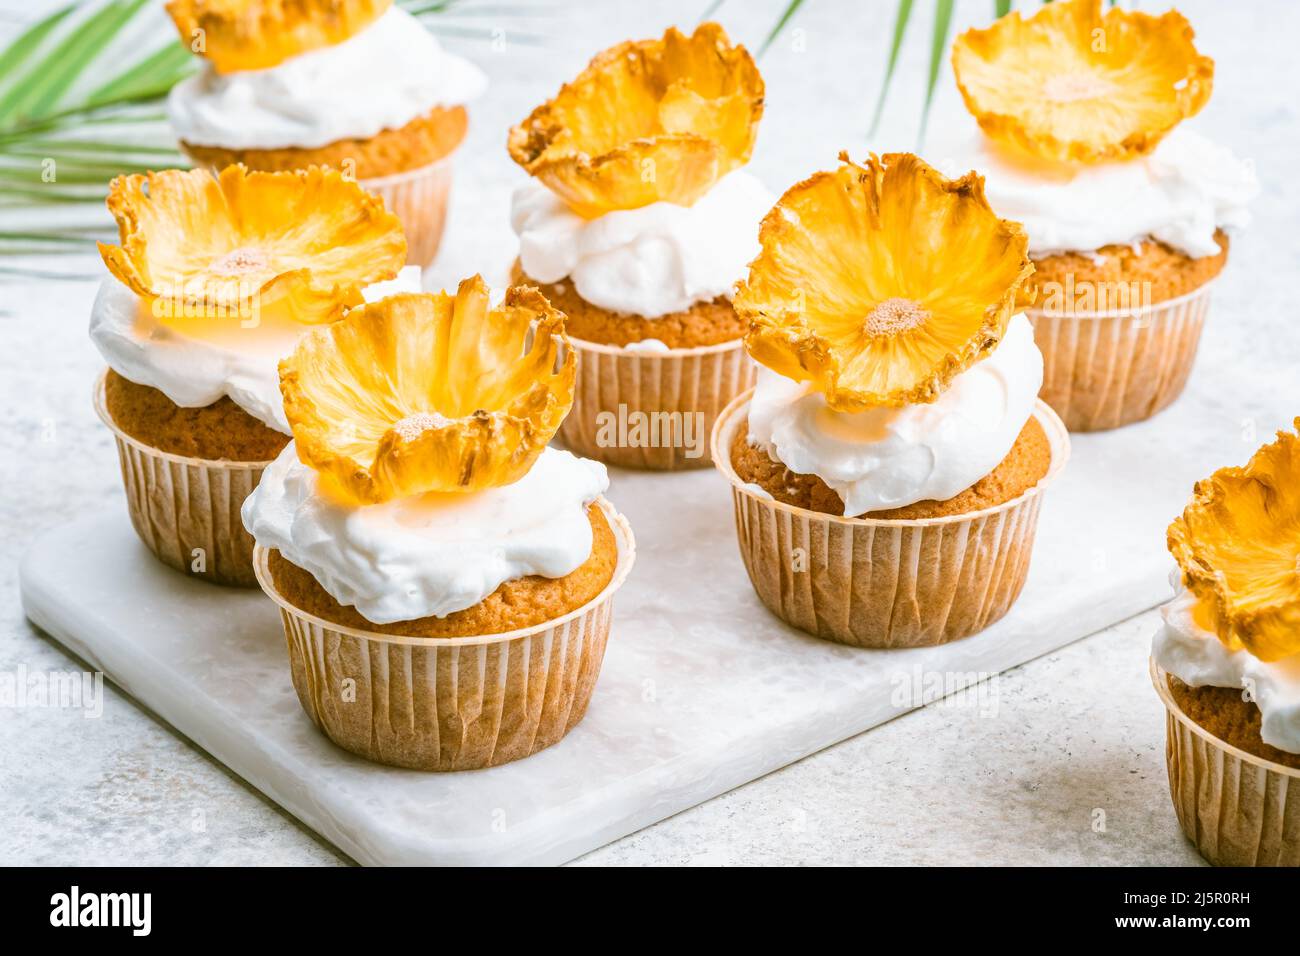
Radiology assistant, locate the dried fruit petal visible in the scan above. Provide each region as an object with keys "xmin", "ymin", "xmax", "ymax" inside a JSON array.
[
  {"xmin": 166, "ymin": 0, "xmax": 391, "ymax": 73},
  {"xmin": 507, "ymin": 22, "xmax": 763, "ymax": 217},
  {"xmin": 736, "ymin": 152, "xmax": 1033, "ymax": 410},
  {"xmin": 281, "ymin": 277, "xmax": 576, "ymax": 504},
  {"xmin": 99, "ymin": 164, "xmax": 405, "ymax": 327},
  {"xmin": 1168, "ymin": 421, "xmax": 1300, "ymax": 662},
  {"xmin": 951, "ymin": 0, "xmax": 1213, "ymax": 163}
]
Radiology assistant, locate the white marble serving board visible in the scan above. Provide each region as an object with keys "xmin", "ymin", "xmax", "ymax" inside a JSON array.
[{"xmin": 17, "ymin": 370, "xmax": 1290, "ymax": 865}]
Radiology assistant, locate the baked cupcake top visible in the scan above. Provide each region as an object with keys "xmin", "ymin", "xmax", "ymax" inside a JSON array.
[
  {"xmin": 507, "ymin": 23, "xmax": 773, "ymax": 321},
  {"xmin": 242, "ymin": 276, "xmax": 611, "ymax": 624},
  {"xmin": 938, "ymin": 0, "xmax": 1255, "ymax": 258},
  {"xmin": 166, "ymin": 0, "xmax": 486, "ymax": 151},
  {"xmin": 89, "ymin": 164, "xmax": 409, "ymax": 434},
  {"xmin": 733, "ymin": 152, "xmax": 1044, "ymax": 517},
  {"xmin": 1153, "ymin": 422, "xmax": 1300, "ymax": 754}
]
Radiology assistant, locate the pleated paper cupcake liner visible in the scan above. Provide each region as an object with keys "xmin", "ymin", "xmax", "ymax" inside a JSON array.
[
  {"xmin": 1151, "ymin": 661, "xmax": 1300, "ymax": 866},
  {"xmin": 712, "ymin": 392, "xmax": 1070, "ymax": 649},
  {"xmin": 556, "ymin": 336, "xmax": 755, "ymax": 470},
  {"xmin": 361, "ymin": 157, "xmax": 454, "ymax": 269},
  {"xmin": 94, "ymin": 373, "xmax": 270, "ymax": 588},
  {"xmin": 1026, "ymin": 279, "xmax": 1215, "ymax": 432},
  {"xmin": 253, "ymin": 500, "xmax": 636, "ymax": 772}
]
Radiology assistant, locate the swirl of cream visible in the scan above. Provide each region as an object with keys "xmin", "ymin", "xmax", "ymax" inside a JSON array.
[
  {"xmin": 746, "ymin": 315, "xmax": 1043, "ymax": 517},
  {"xmin": 511, "ymin": 170, "xmax": 772, "ymax": 320},
  {"xmin": 89, "ymin": 269, "xmax": 421, "ymax": 433},
  {"xmin": 242, "ymin": 445, "xmax": 609, "ymax": 623},
  {"xmin": 933, "ymin": 126, "xmax": 1256, "ymax": 259},
  {"xmin": 1153, "ymin": 575, "xmax": 1300, "ymax": 755},
  {"xmin": 167, "ymin": 7, "xmax": 486, "ymax": 151}
]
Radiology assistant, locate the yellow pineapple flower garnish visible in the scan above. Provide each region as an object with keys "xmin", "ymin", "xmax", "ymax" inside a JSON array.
[
  {"xmin": 99, "ymin": 165, "xmax": 405, "ymax": 327},
  {"xmin": 166, "ymin": 0, "xmax": 391, "ymax": 74},
  {"xmin": 507, "ymin": 22, "xmax": 763, "ymax": 218},
  {"xmin": 281, "ymin": 277, "xmax": 576, "ymax": 505},
  {"xmin": 735, "ymin": 153, "xmax": 1033, "ymax": 410},
  {"xmin": 1167, "ymin": 422, "xmax": 1300, "ymax": 663},
  {"xmin": 951, "ymin": 0, "xmax": 1213, "ymax": 164}
]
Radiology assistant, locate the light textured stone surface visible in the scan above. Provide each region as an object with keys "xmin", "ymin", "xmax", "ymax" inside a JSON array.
[{"xmin": 2, "ymin": 0, "xmax": 1294, "ymax": 865}]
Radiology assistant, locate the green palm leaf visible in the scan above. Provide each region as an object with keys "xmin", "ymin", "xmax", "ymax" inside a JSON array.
[
  {"xmin": 0, "ymin": 4, "xmax": 74, "ymax": 85},
  {"xmin": 918, "ymin": 0, "xmax": 955, "ymax": 143},
  {"xmin": 85, "ymin": 40, "xmax": 194, "ymax": 108},
  {"xmin": 0, "ymin": 0, "xmax": 150, "ymax": 126},
  {"xmin": 868, "ymin": 0, "xmax": 915, "ymax": 136},
  {"xmin": 759, "ymin": 0, "xmax": 805, "ymax": 56},
  {"xmin": 0, "ymin": 0, "xmax": 513, "ymax": 264}
]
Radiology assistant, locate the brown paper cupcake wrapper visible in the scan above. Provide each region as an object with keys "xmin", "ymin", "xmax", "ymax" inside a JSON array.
[
  {"xmin": 253, "ymin": 500, "xmax": 636, "ymax": 771},
  {"xmin": 712, "ymin": 392, "xmax": 1070, "ymax": 649},
  {"xmin": 556, "ymin": 336, "xmax": 755, "ymax": 470},
  {"xmin": 362, "ymin": 157, "xmax": 453, "ymax": 269},
  {"xmin": 1027, "ymin": 279, "xmax": 1215, "ymax": 432},
  {"xmin": 94, "ymin": 372, "xmax": 269, "ymax": 588},
  {"xmin": 1151, "ymin": 661, "xmax": 1300, "ymax": 866}
]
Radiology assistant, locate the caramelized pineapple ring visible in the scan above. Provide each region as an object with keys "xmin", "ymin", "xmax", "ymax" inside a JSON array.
[
  {"xmin": 736, "ymin": 152, "xmax": 1033, "ymax": 410},
  {"xmin": 951, "ymin": 0, "xmax": 1213, "ymax": 163},
  {"xmin": 281, "ymin": 277, "xmax": 576, "ymax": 504}
]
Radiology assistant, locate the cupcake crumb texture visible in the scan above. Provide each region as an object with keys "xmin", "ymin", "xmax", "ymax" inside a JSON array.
[
  {"xmin": 514, "ymin": 265, "xmax": 746, "ymax": 348},
  {"xmin": 1030, "ymin": 230, "xmax": 1229, "ymax": 308},
  {"xmin": 731, "ymin": 415, "xmax": 1052, "ymax": 520},
  {"xmin": 182, "ymin": 105, "xmax": 468, "ymax": 180},
  {"xmin": 105, "ymin": 369, "xmax": 289, "ymax": 462},
  {"xmin": 1168, "ymin": 674, "xmax": 1300, "ymax": 770},
  {"xmin": 267, "ymin": 503, "xmax": 618, "ymax": 637}
]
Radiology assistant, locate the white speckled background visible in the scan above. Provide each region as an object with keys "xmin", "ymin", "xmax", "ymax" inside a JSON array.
[{"xmin": 3, "ymin": 0, "xmax": 1297, "ymax": 865}]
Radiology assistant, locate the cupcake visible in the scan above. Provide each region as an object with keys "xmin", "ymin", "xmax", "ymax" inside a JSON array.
[
  {"xmin": 945, "ymin": 0, "xmax": 1257, "ymax": 431},
  {"xmin": 242, "ymin": 277, "xmax": 635, "ymax": 770},
  {"xmin": 91, "ymin": 164, "xmax": 408, "ymax": 587},
  {"xmin": 715, "ymin": 153, "xmax": 1069, "ymax": 649},
  {"xmin": 1151, "ymin": 422, "xmax": 1300, "ymax": 866},
  {"xmin": 165, "ymin": 0, "xmax": 486, "ymax": 267},
  {"xmin": 506, "ymin": 23, "xmax": 771, "ymax": 469}
]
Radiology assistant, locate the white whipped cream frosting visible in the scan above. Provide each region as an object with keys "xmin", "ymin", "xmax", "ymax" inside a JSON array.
[
  {"xmin": 1153, "ymin": 577, "xmax": 1300, "ymax": 755},
  {"xmin": 89, "ymin": 267, "xmax": 421, "ymax": 433},
  {"xmin": 746, "ymin": 314, "xmax": 1043, "ymax": 517},
  {"xmin": 167, "ymin": 7, "xmax": 487, "ymax": 151},
  {"xmin": 511, "ymin": 170, "xmax": 773, "ymax": 320},
  {"xmin": 243, "ymin": 445, "xmax": 609, "ymax": 624},
  {"xmin": 934, "ymin": 127, "xmax": 1257, "ymax": 258}
]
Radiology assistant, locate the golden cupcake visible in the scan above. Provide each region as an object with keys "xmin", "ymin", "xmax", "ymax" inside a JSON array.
[
  {"xmin": 90, "ymin": 164, "xmax": 407, "ymax": 586},
  {"xmin": 1151, "ymin": 421, "xmax": 1300, "ymax": 866},
  {"xmin": 507, "ymin": 22, "xmax": 771, "ymax": 469},
  {"xmin": 714, "ymin": 152, "xmax": 1069, "ymax": 648},
  {"xmin": 242, "ymin": 277, "xmax": 635, "ymax": 770},
  {"xmin": 166, "ymin": 0, "xmax": 485, "ymax": 266},
  {"xmin": 944, "ymin": 0, "xmax": 1256, "ymax": 430}
]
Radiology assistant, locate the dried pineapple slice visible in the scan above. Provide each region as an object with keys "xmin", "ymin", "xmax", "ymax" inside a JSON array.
[
  {"xmin": 99, "ymin": 165, "xmax": 405, "ymax": 327},
  {"xmin": 1168, "ymin": 422, "xmax": 1300, "ymax": 663},
  {"xmin": 166, "ymin": 0, "xmax": 391, "ymax": 74},
  {"xmin": 508, "ymin": 22, "xmax": 763, "ymax": 218},
  {"xmin": 951, "ymin": 0, "xmax": 1213, "ymax": 164},
  {"xmin": 281, "ymin": 277, "xmax": 576, "ymax": 504},
  {"xmin": 736, "ymin": 152, "xmax": 1033, "ymax": 410}
]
